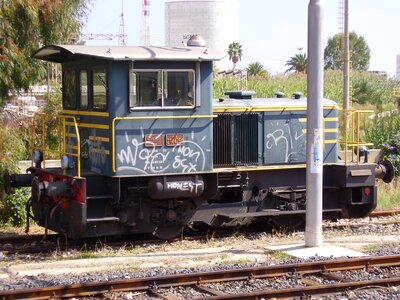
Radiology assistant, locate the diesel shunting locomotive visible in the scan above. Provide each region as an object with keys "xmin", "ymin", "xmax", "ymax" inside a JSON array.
[{"xmin": 4, "ymin": 37, "xmax": 394, "ymax": 239}]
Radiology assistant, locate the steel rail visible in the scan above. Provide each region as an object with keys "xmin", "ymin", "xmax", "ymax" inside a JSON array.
[
  {"xmin": 0, "ymin": 234, "xmax": 61, "ymax": 246},
  {"xmin": 193, "ymin": 277, "xmax": 400, "ymax": 299},
  {"xmin": 0, "ymin": 230, "xmax": 234, "ymax": 255},
  {"xmin": 370, "ymin": 210, "xmax": 400, "ymax": 218},
  {"xmin": 1, "ymin": 255, "xmax": 399, "ymax": 300}
]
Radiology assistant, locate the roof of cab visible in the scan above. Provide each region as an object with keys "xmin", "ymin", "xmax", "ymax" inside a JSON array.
[{"xmin": 32, "ymin": 45, "xmax": 225, "ymax": 63}]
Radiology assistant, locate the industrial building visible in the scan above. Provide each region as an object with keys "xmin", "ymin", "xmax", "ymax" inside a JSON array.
[{"xmin": 165, "ymin": 0, "xmax": 238, "ymax": 70}]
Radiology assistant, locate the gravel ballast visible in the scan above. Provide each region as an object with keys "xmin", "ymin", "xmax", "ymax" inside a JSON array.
[{"xmin": 0, "ymin": 216, "xmax": 400, "ymax": 298}]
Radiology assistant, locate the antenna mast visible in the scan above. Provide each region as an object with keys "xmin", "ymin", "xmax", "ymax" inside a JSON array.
[
  {"xmin": 141, "ymin": 0, "xmax": 151, "ymax": 46},
  {"xmin": 119, "ymin": 0, "xmax": 127, "ymax": 46},
  {"xmin": 338, "ymin": 0, "xmax": 344, "ymax": 33}
]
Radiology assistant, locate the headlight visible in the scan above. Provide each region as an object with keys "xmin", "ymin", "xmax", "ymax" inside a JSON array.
[
  {"xmin": 61, "ymin": 155, "xmax": 69, "ymax": 170},
  {"xmin": 33, "ymin": 150, "xmax": 43, "ymax": 165}
]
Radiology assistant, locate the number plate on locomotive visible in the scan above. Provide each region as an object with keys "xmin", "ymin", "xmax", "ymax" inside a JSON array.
[
  {"xmin": 166, "ymin": 133, "xmax": 184, "ymax": 146},
  {"xmin": 145, "ymin": 134, "xmax": 164, "ymax": 147}
]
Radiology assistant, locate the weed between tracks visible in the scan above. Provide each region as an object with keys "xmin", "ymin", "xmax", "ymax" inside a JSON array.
[
  {"xmin": 377, "ymin": 179, "xmax": 400, "ymax": 211},
  {"xmin": 361, "ymin": 241, "xmax": 399, "ymax": 254},
  {"xmin": 270, "ymin": 251, "xmax": 293, "ymax": 261}
]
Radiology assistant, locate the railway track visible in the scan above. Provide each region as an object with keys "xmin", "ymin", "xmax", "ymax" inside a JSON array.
[
  {"xmin": 369, "ymin": 210, "xmax": 400, "ymax": 218},
  {"xmin": 0, "ymin": 255, "xmax": 399, "ymax": 299},
  {"xmin": 1, "ymin": 209, "xmax": 400, "ymax": 255},
  {"xmin": 0, "ymin": 233, "xmax": 162, "ymax": 255},
  {"xmin": 0, "ymin": 229, "xmax": 234, "ymax": 255}
]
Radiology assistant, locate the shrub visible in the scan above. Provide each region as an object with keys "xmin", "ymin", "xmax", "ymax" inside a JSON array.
[
  {"xmin": 365, "ymin": 113, "xmax": 400, "ymax": 177},
  {"xmin": 0, "ymin": 119, "xmax": 30, "ymax": 226},
  {"xmin": 365, "ymin": 114, "xmax": 400, "ymax": 149},
  {"xmin": 0, "ymin": 88, "xmax": 62, "ymax": 226},
  {"xmin": 381, "ymin": 134, "xmax": 400, "ymax": 177},
  {"xmin": 0, "ymin": 188, "xmax": 29, "ymax": 227},
  {"xmin": 0, "ymin": 123, "xmax": 28, "ymax": 187}
]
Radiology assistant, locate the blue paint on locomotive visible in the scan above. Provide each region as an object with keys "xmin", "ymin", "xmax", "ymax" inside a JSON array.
[
  {"xmin": 33, "ymin": 45, "xmax": 339, "ymax": 177},
  {"xmin": 113, "ymin": 61, "xmax": 215, "ymax": 176},
  {"xmin": 213, "ymin": 97, "xmax": 338, "ymax": 166}
]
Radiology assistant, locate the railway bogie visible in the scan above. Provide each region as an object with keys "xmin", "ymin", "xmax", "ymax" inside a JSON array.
[{"xmin": 4, "ymin": 37, "xmax": 394, "ymax": 239}]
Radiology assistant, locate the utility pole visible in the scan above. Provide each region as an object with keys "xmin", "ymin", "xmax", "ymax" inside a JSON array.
[
  {"xmin": 343, "ymin": 0, "xmax": 350, "ymax": 110},
  {"xmin": 306, "ymin": 0, "xmax": 324, "ymax": 247}
]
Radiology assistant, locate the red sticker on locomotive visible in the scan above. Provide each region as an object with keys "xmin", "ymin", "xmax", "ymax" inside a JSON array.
[
  {"xmin": 166, "ymin": 133, "xmax": 184, "ymax": 146},
  {"xmin": 145, "ymin": 134, "xmax": 164, "ymax": 147}
]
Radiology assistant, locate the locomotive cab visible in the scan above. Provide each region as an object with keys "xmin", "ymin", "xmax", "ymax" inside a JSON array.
[
  {"xmin": 7, "ymin": 42, "xmax": 225, "ymax": 238},
  {"xmin": 32, "ymin": 43, "xmax": 222, "ymax": 177}
]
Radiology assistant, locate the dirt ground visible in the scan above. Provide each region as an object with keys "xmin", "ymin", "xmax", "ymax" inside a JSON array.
[{"xmin": 1, "ymin": 228, "xmax": 399, "ymax": 279}]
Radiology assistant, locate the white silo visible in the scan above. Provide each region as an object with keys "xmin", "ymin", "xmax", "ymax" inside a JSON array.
[{"xmin": 165, "ymin": 0, "xmax": 239, "ymax": 70}]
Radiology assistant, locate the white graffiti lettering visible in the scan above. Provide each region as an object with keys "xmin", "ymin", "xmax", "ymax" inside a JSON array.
[
  {"xmin": 88, "ymin": 139, "xmax": 106, "ymax": 167},
  {"xmin": 117, "ymin": 132, "xmax": 207, "ymax": 174},
  {"xmin": 117, "ymin": 133, "xmax": 170, "ymax": 173},
  {"xmin": 166, "ymin": 181, "xmax": 201, "ymax": 193},
  {"xmin": 266, "ymin": 122, "xmax": 305, "ymax": 163},
  {"xmin": 171, "ymin": 141, "xmax": 205, "ymax": 173}
]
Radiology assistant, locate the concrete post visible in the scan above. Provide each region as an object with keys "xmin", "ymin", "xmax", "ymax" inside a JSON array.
[
  {"xmin": 305, "ymin": 0, "xmax": 324, "ymax": 247},
  {"xmin": 343, "ymin": 0, "xmax": 350, "ymax": 110}
]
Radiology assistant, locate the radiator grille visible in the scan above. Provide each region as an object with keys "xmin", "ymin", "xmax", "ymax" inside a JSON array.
[
  {"xmin": 233, "ymin": 113, "xmax": 259, "ymax": 165},
  {"xmin": 213, "ymin": 114, "xmax": 232, "ymax": 166},
  {"xmin": 213, "ymin": 113, "xmax": 259, "ymax": 166}
]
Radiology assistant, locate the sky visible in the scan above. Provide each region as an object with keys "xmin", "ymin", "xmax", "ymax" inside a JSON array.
[{"xmin": 82, "ymin": 0, "xmax": 400, "ymax": 77}]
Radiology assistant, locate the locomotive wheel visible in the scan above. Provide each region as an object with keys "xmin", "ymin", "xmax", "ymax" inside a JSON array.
[
  {"xmin": 270, "ymin": 215, "xmax": 305, "ymax": 230},
  {"xmin": 153, "ymin": 225, "xmax": 184, "ymax": 240}
]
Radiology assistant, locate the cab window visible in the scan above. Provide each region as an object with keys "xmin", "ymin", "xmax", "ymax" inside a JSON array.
[
  {"xmin": 130, "ymin": 71, "xmax": 161, "ymax": 106},
  {"xmin": 80, "ymin": 70, "xmax": 88, "ymax": 109},
  {"xmin": 130, "ymin": 69, "xmax": 195, "ymax": 108},
  {"xmin": 63, "ymin": 68, "xmax": 77, "ymax": 109},
  {"xmin": 93, "ymin": 67, "xmax": 107, "ymax": 110},
  {"xmin": 164, "ymin": 71, "xmax": 194, "ymax": 107}
]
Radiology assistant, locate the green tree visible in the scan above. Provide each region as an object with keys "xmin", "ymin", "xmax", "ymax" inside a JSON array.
[
  {"xmin": 227, "ymin": 42, "xmax": 243, "ymax": 70},
  {"xmin": 285, "ymin": 53, "xmax": 308, "ymax": 74},
  {"xmin": 0, "ymin": 0, "xmax": 90, "ymax": 104},
  {"xmin": 247, "ymin": 61, "xmax": 268, "ymax": 78},
  {"xmin": 351, "ymin": 71, "xmax": 397, "ymax": 110},
  {"xmin": 324, "ymin": 31, "xmax": 370, "ymax": 71}
]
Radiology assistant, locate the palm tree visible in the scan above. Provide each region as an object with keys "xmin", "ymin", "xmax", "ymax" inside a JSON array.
[
  {"xmin": 285, "ymin": 53, "xmax": 308, "ymax": 74},
  {"xmin": 227, "ymin": 42, "xmax": 243, "ymax": 70},
  {"xmin": 247, "ymin": 61, "xmax": 268, "ymax": 78}
]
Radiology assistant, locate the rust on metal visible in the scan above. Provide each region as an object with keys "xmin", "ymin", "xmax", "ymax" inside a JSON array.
[
  {"xmin": 1, "ymin": 255, "xmax": 399, "ymax": 300},
  {"xmin": 369, "ymin": 210, "xmax": 400, "ymax": 218}
]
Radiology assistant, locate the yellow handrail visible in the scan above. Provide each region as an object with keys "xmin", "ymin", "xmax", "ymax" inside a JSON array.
[
  {"xmin": 30, "ymin": 113, "xmax": 81, "ymax": 177},
  {"xmin": 111, "ymin": 114, "xmax": 216, "ymax": 172},
  {"xmin": 339, "ymin": 109, "xmax": 374, "ymax": 164}
]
